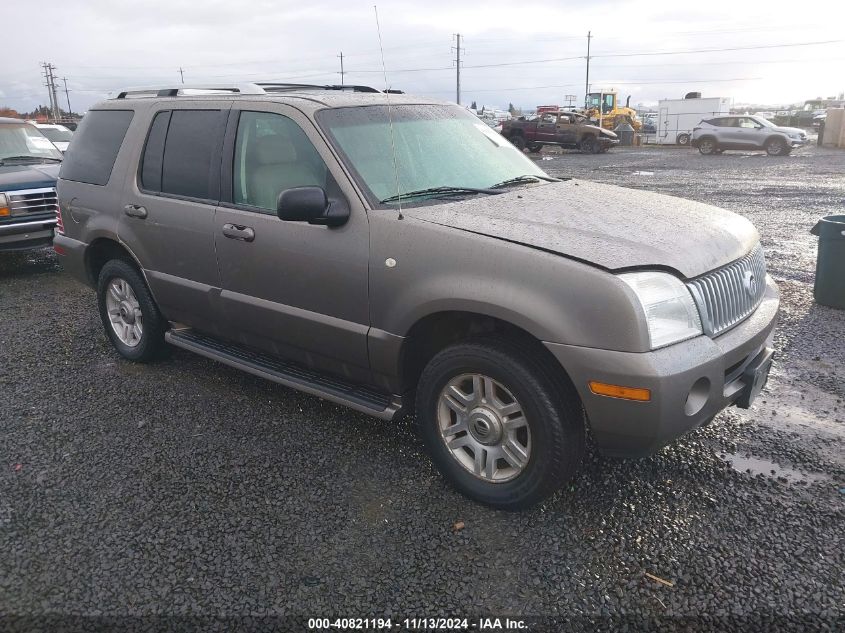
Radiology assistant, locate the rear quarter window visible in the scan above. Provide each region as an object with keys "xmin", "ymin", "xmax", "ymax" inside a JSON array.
[{"xmin": 59, "ymin": 110, "xmax": 133, "ymax": 186}]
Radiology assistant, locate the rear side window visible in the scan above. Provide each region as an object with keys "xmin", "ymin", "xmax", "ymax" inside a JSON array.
[
  {"xmin": 161, "ymin": 110, "xmax": 220, "ymax": 199},
  {"xmin": 140, "ymin": 111, "xmax": 170, "ymax": 192},
  {"xmin": 59, "ymin": 110, "xmax": 133, "ymax": 186}
]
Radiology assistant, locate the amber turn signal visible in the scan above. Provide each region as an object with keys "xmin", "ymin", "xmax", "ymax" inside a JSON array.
[
  {"xmin": 589, "ymin": 381, "xmax": 651, "ymax": 402},
  {"xmin": 0, "ymin": 207, "xmax": 10, "ymax": 217}
]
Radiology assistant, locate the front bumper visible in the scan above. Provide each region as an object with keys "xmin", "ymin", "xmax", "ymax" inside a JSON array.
[
  {"xmin": 0, "ymin": 217, "xmax": 56, "ymax": 251},
  {"xmin": 599, "ymin": 137, "xmax": 620, "ymax": 148},
  {"xmin": 545, "ymin": 276, "xmax": 779, "ymax": 457},
  {"xmin": 789, "ymin": 138, "xmax": 807, "ymax": 147}
]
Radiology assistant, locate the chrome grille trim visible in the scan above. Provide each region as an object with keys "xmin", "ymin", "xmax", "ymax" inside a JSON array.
[
  {"xmin": 687, "ymin": 245, "xmax": 767, "ymax": 337},
  {"xmin": 7, "ymin": 187, "xmax": 58, "ymax": 217}
]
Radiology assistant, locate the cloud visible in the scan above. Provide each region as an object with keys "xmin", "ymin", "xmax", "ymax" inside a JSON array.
[{"xmin": 1, "ymin": 0, "xmax": 843, "ymax": 112}]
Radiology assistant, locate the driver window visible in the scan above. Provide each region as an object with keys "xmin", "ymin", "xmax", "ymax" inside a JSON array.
[{"xmin": 234, "ymin": 111, "xmax": 328, "ymax": 212}]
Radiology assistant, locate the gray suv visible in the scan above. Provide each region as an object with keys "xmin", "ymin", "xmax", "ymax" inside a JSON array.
[
  {"xmin": 55, "ymin": 84, "xmax": 779, "ymax": 509},
  {"xmin": 691, "ymin": 115, "xmax": 807, "ymax": 156}
]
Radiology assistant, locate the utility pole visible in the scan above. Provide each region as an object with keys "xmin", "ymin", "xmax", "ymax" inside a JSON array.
[
  {"xmin": 584, "ymin": 31, "xmax": 591, "ymax": 109},
  {"xmin": 452, "ymin": 34, "xmax": 462, "ymax": 105},
  {"xmin": 49, "ymin": 65, "xmax": 60, "ymax": 119},
  {"xmin": 179, "ymin": 67, "xmax": 185, "ymax": 84},
  {"xmin": 41, "ymin": 62, "xmax": 60, "ymax": 121},
  {"xmin": 61, "ymin": 77, "xmax": 72, "ymax": 115},
  {"xmin": 338, "ymin": 52, "xmax": 345, "ymax": 86},
  {"xmin": 41, "ymin": 63, "xmax": 55, "ymax": 118}
]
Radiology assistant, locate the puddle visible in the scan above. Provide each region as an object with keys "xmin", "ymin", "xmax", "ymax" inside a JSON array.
[
  {"xmin": 632, "ymin": 170, "xmax": 655, "ymax": 176},
  {"xmin": 719, "ymin": 452, "xmax": 831, "ymax": 484}
]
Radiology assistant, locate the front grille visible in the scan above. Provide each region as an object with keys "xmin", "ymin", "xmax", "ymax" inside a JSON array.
[
  {"xmin": 687, "ymin": 245, "xmax": 767, "ymax": 337},
  {"xmin": 7, "ymin": 187, "xmax": 58, "ymax": 217}
]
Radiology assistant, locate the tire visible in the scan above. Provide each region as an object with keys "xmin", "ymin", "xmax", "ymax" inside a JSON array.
[
  {"xmin": 510, "ymin": 135, "xmax": 526, "ymax": 151},
  {"xmin": 415, "ymin": 338, "xmax": 585, "ymax": 510},
  {"xmin": 528, "ymin": 144, "xmax": 542, "ymax": 153},
  {"xmin": 579, "ymin": 136, "xmax": 598, "ymax": 154},
  {"xmin": 698, "ymin": 137, "xmax": 718, "ymax": 155},
  {"xmin": 97, "ymin": 258, "xmax": 167, "ymax": 362},
  {"xmin": 765, "ymin": 137, "xmax": 788, "ymax": 156},
  {"xmin": 676, "ymin": 133, "xmax": 690, "ymax": 146}
]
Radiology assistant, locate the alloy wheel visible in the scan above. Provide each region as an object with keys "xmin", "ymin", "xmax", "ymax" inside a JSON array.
[
  {"xmin": 105, "ymin": 277, "xmax": 143, "ymax": 347},
  {"xmin": 437, "ymin": 373, "xmax": 532, "ymax": 483}
]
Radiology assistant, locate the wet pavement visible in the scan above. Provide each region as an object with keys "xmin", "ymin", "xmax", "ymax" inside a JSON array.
[{"xmin": 1, "ymin": 144, "xmax": 843, "ymax": 632}]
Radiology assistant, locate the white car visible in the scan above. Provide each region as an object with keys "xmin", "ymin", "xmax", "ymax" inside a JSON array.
[
  {"xmin": 691, "ymin": 115, "xmax": 807, "ymax": 156},
  {"xmin": 33, "ymin": 124, "xmax": 73, "ymax": 152}
]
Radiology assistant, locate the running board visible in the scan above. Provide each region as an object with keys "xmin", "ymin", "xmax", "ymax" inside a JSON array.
[{"xmin": 165, "ymin": 329, "xmax": 402, "ymax": 420}]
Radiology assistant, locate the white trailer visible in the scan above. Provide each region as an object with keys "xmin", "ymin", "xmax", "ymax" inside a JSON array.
[{"xmin": 656, "ymin": 96, "xmax": 731, "ymax": 145}]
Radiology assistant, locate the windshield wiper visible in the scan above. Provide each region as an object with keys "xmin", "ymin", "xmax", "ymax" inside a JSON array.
[
  {"xmin": 380, "ymin": 185, "xmax": 502, "ymax": 204},
  {"xmin": 0, "ymin": 155, "xmax": 62, "ymax": 165},
  {"xmin": 489, "ymin": 174, "xmax": 560, "ymax": 189}
]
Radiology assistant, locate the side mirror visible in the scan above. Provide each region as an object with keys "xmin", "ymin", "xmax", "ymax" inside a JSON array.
[{"xmin": 276, "ymin": 186, "xmax": 349, "ymax": 227}]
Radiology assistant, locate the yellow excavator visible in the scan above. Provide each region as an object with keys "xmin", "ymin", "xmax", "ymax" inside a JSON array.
[{"xmin": 585, "ymin": 90, "xmax": 642, "ymax": 132}]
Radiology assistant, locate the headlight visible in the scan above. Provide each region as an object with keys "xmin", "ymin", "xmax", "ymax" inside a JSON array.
[
  {"xmin": 619, "ymin": 271, "xmax": 702, "ymax": 349},
  {"xmin": 788, "ymin": 133, "xmax": 802, "ymax": 139}
]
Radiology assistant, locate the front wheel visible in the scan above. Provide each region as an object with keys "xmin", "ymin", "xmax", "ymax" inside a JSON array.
[
  {"xmin": 97, "ymin": 259, "xmax": 167, "ymax": 362},
  {"xmin": 415, "ymin": 339, "xmax": 585, "ymax": 510},
  {"xmin": 579, "ymin": 136, "xmax": 598, "ymax": 154},
  {"xmin": 765, "ymin": 137, "xmax": 788, "ymax": 156}
]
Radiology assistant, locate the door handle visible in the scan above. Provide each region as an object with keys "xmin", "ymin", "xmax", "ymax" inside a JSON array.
[
  {"xmin": 222, "ymin": 223, "xmax": 255, "ymax": 242},
  {"xmin": 123, "ymin": 204, "xmax": 148, "ymax": 219}
]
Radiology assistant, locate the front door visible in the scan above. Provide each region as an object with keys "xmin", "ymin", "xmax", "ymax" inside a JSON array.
[
  {"xmin": 213, "ymin": 105, "xmax": 371, "ymax": 381},
  {"xmin": 119, "ymin": 104, "xmax": 230, "ymax": 334},
  {"xmin": 535, "ymin": 113, "xmax": 558, "ymax": 142}
]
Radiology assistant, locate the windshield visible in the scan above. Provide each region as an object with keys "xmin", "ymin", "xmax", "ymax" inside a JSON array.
[
  {"xmin": 317, "ymin": 104, "xmax": 548, "ymax": 206},
  {"xmin": 39, "ymin": 127, "xmax": 73, "ymax": 143},
  {"xmin": 0, "ymin": 123, "xmax": 64, "ymax": 161}
]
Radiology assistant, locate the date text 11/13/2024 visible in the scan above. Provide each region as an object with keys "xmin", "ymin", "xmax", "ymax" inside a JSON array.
[{"xmin": 308, "ymin": 617, "xmax": 529, "ymax": 630}]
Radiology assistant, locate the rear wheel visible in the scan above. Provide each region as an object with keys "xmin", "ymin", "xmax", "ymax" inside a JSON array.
[
  {"xmin": 765, "ymin": 137, "xmax": 788, "ymax": 156},
  {"xmin": 97, "ymin": 259, "xmax": 166, "ymax": 362},
  {"xmin": 528, "ymin": 143, "xmax": 542, "ymax": 153},
  {"xmin": 510, "ymin": 135, "xmax": 526, "ymax": 151},
  {"xmin": 579, "ymin": 136, "xmax": 598, "ymax": 154},
  {"xmin": 415, "ymin": 339, "xmax": 585, "ymax": 510},
  {"xmin": 676, "ymin": 133, "xmax": 690, "ymax": 146},
  {"xmin": 698, "ymin": 137, "xmax": 718, "ymax": 155}
]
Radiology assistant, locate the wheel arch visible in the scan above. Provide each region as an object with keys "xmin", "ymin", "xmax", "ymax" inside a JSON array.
[
  {"xmin": 397, "ymin": 310, "xmax": 577, "ymax": 396},
  {"xmin": 85, "ymin": 237, "xmax": 144, "ymax": 287}
]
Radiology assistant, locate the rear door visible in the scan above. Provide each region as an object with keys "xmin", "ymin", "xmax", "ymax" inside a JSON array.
[
  {"xmin": 213, "ymin": 103, "xmax": 371, "ymax": 381},
  {"xmin": 118, "ymin": 103, "xmax": 230, "ymax": 334}
]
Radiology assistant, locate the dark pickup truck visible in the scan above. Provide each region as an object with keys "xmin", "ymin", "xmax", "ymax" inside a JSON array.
[{"xmin": 501, "ymin": 111, "xmax": 619, "ymax": 154}]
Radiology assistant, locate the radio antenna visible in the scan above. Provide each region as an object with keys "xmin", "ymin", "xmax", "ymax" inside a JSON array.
[{"xmin": 374, "ymin": 5, "xmax": 403, "ymax": 220}]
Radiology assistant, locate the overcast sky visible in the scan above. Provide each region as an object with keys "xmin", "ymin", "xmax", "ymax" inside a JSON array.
[{"xmin": 1, "ymin": 0, "xmax": 843, "ymax": 113}]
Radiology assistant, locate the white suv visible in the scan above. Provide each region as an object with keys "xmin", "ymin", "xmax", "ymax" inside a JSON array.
[{"xmin": 691, "ymin": 115, "xmax": 807, "ymax": 156}]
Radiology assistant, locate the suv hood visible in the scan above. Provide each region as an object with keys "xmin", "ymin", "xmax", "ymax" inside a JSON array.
[
  {"xmin": 0, "ymin": 163, "xmax": 60, "ymax": 191},
  {"xmin": 774, "ymin": 125, "xmax": 806, "ymax": 136},
  {"xmin": 405, "ymin": 180, "xmax": 758, "ymax": 278}
]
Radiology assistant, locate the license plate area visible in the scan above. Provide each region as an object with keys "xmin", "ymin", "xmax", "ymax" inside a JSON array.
[{"xmin": 735, "ymin": 348, "xmax": 774, "ymax": 409}]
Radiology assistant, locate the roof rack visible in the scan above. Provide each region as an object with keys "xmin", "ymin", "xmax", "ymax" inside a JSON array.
[{"xmin": 115, "ymin": 82, "xmax": 404, "ymax": 99}]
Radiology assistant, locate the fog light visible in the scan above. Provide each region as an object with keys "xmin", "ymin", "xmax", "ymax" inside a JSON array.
[{"xmin": 589, "ymin": 381, "xmax": 651, "ymax": 402}]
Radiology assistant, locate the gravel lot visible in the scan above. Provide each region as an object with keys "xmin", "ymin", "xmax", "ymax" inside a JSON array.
[{"xmin": 1, "ymin": 144, "xmax": 843, "ymax": 632}]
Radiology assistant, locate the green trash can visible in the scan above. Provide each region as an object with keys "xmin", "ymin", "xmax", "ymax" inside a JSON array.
[{"xmin": 810, "ymin": 215, "xmax": 845, "ymax": 309}]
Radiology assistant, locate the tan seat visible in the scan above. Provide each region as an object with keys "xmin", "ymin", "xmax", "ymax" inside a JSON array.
[{"xmin": 247, "ymin": 134, "xmax": 324, "ymax": 210}]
